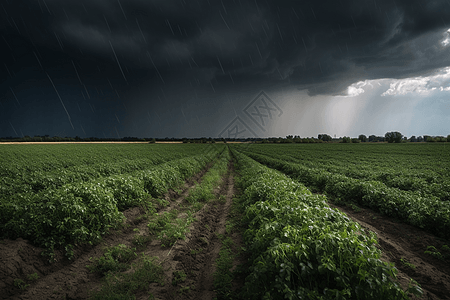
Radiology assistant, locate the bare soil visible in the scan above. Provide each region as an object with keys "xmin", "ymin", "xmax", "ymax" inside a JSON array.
[
  {"xmin": 153, "ymin": 159, "xmax": 240, "ymax": 300},
  {"xmin": 328, "ymin": 201, "xmax": 450, "ymax": 300},
  {"xmin": 0, "ymin": 159, "xmax": 241, "ymax": 300}
]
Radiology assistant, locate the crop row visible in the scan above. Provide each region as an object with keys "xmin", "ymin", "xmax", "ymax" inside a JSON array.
[
  {"xmin": 1, "ymin": 157, "xmax": 166, "ymax": 198},
  {"xmin": 231, "ymin": 149, "xmax": 410, "ymax": 299},
  {"xmin": 238, "ymin": 149, "xmax": 450, "ymax": 240},
  {"xmin": 149, "ymin": 148, "xmax": 231, "ymax": 247},
  {"xmin": 0, "ymin": 147, "xmax": 223, "ymax": 257},
  {"xmin": 238, "ymin": 144, "xmax": 450, "ymax": 201}
]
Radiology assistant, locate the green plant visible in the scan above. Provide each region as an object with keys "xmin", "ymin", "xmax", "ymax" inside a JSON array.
[
  {"xmin": 87, "ymin": 244, "xmax": 137, "ymax": 275},
  {"xmin": 218, "ymin": 194, "xmax": 226, "ymax": 203},
  {"xmin": 172, "ymin": 270, "xmax": 187, "ymax": 286},
  {"xmin": 65, "ymin": 244, "xmax": 75, "ymax": 260},
  {"xmin": 174, "ymin": 187, "xmax": 183, "ymax": 195},
  {"xmin": 178, "ymin": 285, "xmax": 191, "ymax": 294},
  {"xmin": 14, "ymin": 278, "xmax": 29, "ymax": 290},
  {"xmin": 132, "ymin": 234, "xmax": 152, "ymax": 248},
  {"xmin": 405, "ymin": 278, "xmax": 423, "ymax": 298},
  {"xmin": 199, "ymin": 236, "xmax": 209, "ymax": 246},
  {"xmin": 225, "ymin": 221, "xmax": 234, "ymax": 234},
  {"xmin": 158, "ymin": 212, "xmax": 194, "ymax": 247},
  {"xmin": 148, "ymin": 212, "xmax": 171, "ymax": 234},
  {"xmin": 424, "ymin": 245, "xmax": 450, "ymax": 260},
  {"xmin": 90, "ymin": 254, "xmax": 164, "ymax": 300},
  {"xmin": 190, "ymin": 248, "xmax": 203, "ymax": 255},
  {"xmin": 424, "ymin": 245, "xmax": 443, "ymax": 260},
  {"xmin": 41, "ymin": 248, "xmax": 56, "ymax": 263},
  {"xmin": 332, "ymin": 197, "xmax": 345, "ymax": 205},
  {"xmin": 27, "ymin": 272, "xmax": 39, "ymax": 281},
  {"xmin": 400, "ymin": 257, "xmax": 416, "ymax": 269},
  {"xmin": 213, "ymin": 237, "xmax": 235, "ymax": 299},
  {"xmin": 155, "ymin": 198, "xmax": 169, "ymax": 208},
  {"xmin": 350, "ymin": 203, "xmax": 361, "ymax": 212}
]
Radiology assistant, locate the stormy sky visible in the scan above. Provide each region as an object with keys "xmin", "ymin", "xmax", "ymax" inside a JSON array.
[{"xmin": 1, "ymin": 0, "xmax": 450, "ymax": 139}]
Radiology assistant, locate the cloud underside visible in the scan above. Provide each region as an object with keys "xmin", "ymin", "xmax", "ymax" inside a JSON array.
[{"xmin": 3, "ymin": 0, "xmax": 450, "ymax": 96}]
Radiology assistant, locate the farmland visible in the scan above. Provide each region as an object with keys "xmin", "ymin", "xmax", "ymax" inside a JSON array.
[{"xmin": 0, "ymin": 143, "xmax": 449, "ymax": 299}]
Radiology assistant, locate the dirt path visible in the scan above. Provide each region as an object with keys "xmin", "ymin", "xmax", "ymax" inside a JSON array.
[
  {"xmin": 167, "ymin": 160, "xmax": 237, "ymax": 300},
  {"xmin": 0, "ymin": 159, "xmax": 239, "ymax": 300},
  {"xmin": 328, "ymin": 201, "xmax": 450, "ymax": 300}
]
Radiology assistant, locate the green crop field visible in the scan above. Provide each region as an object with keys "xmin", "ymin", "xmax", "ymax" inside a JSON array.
[
  {"xmin": 0, "ymin": 143, "xmax": 223, "ymax": 255},
  {"xmin": 1, "ymin": 142, "xmax": 449, "ymax": 299},
  {"xmin": 234, "ymin": 143, "xmax": 450, "ymax": 239}
]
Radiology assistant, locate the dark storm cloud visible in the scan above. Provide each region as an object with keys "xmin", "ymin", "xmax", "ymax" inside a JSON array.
[
  {"xmin": 3, "ymin": 0, "xmax": 450, "ymax": 95},
  {"xmin": 1, "ymin": 0, "xmax": 450, "ymax": 137}
]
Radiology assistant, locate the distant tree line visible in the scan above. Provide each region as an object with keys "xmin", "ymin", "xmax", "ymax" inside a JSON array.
[
  {"xmin": 1, "ymin": 133, "xmax": 449, "ymax": 143},
  {"xmin": 254, "ymin": 132, "xmax": 450, "ymax": 144}
]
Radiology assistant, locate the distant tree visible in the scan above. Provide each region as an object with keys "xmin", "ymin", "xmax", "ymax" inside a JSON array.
[
  {"xmin": 448, "ymin": 135, "xmax": 450, "ymax": 142},
  {"xmin": 385, "ymin": 131, "xmax": 403, "ymax": 143},
  {"xmin": 342, "ymin": 136, "xmax": 351, "ymax": 143},
  {"xmin": 293, "ymin": 135, "xmax": 302, "ymax": 143},
  {"xmin": 352, "ymin": 138, "xmax": 361, "ymax": 143},
  {"xmin": 423, "ymin": 135, "xmax": 431, "ymax": 142},
  {"xmin": 417, "ymin": 136, "xmax": 423, "ymax": 142},
  {"xmin": 318, "ymin": 134, "xmax": 332, "ymax": 142},
  {"xmin": 284, "ymin": 135, "xmax": 294, "ymax": 143},
  {"xmin": 358, "ymin": 134, "xmax": 367, "ymax": 142},
  {"xmin": 368, "ymin": 135, "xmax": 377, "ymax": 142},
  {"xmin": 409, "ymin": 135, "xmax": 417, "ymax": 142}
]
